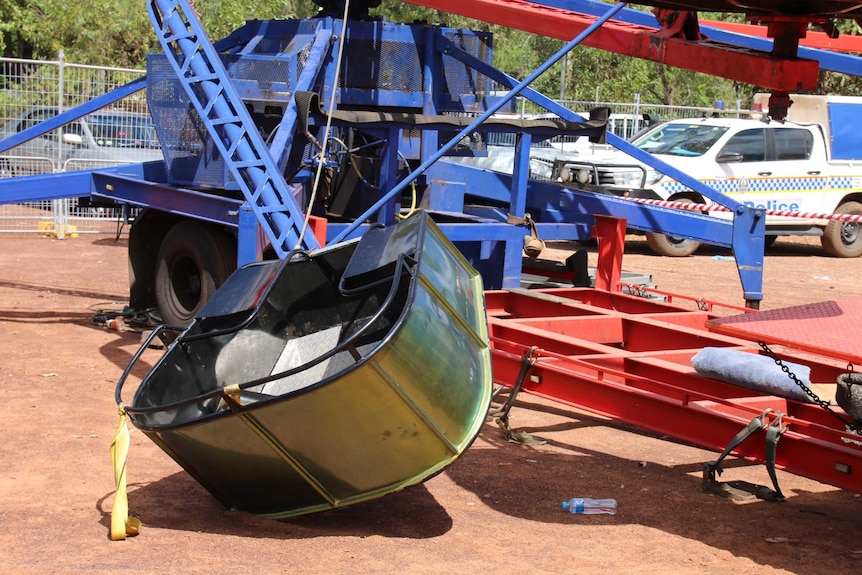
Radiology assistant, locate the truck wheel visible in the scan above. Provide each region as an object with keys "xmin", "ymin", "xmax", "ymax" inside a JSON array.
[
  {"xmin": 645, "ymin": 232, "xmax": 700, "ymax": 257},
  {"xmin": 821, "ymin": 201, "xmax": 862, "ymax": 258},
  {"xmin": 155, "ymin": 221, "xmax": 237, "ymax": 326}
]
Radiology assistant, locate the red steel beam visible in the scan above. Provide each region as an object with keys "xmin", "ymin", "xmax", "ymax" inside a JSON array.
[
  {"xmin": 703, "ymin": 18, "xmax": 862, "ymax": 54},
  {"xmin": 405, "ymin": 0, "xmax": 819, "ymax": 91}
]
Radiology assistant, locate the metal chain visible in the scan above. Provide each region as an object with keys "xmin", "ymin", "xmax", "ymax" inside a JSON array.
[
  {"xmin": 628, "ymin": 284, "xmax": 649, "ymax": 299},
  {"xmin": 758, "ymin": 341, "xmax": 861, "ymax": 433}
]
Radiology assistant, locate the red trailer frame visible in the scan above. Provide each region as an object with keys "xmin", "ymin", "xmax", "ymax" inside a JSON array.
[{"xmin": 489, "ymin": 217, "xmax": 862, "ymax": 496}]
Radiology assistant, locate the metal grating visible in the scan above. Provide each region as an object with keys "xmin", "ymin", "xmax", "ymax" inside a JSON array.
[
  {"xmin": 147, "ymin": 54, "xmax": 226, "ymax": 188},
  {"xmin": 707, "ymin": 296, "xmax": 862, "ymax": 365},
  {"xmin": 441, "ymin": 31, "xmax": 492, "ymax": 107},
  {"xmin": 227, "ymin": 55, "xmax": 297, "ymax": 98},
  {"xmin": 342, "ymin": 39, "xmax": 423, "ymax": 93}
]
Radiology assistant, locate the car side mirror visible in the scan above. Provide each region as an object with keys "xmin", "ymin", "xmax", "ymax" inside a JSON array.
[
  {"xmin": 62, "ymin": 133, "xmax": 83, "ymax": 146},
  {"xmin": 716, "ymin": 152, "xmax": 743, "ymax": 163}
]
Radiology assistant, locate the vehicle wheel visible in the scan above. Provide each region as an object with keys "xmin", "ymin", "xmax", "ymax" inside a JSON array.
[
  {"xmin": 645, "ymin": 232, "xmax": 700, "ymax": 257},
  {"xmin": 821, "ymin": 201, "xmax": 862, "ymax": 258},
  {"xmin": 764, "ymin": 235, "xmax": 778, "ymax": 248},
  {"xmin": 155, "ymin": 221, "xmax": 236, "ymax": 326}
]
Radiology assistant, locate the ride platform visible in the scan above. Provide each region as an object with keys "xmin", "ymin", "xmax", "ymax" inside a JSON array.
[{"xmin": 707, "ymin": 297, "xmax": 862, "ymax": 367}]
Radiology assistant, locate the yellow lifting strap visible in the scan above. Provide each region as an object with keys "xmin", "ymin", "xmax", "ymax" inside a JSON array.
[{"xmin": 110, "ymin": 405, "xmax": 141, "ymax": 540}]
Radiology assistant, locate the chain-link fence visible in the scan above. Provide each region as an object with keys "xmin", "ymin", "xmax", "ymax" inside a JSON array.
[{"xmin": 0, "ymin": 53, "xmax": 153, "ymax": 236}]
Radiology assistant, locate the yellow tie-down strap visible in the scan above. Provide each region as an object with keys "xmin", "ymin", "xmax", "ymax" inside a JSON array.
[{"xmin": 110, "ymin": 405, "xmax": 141, "ymax": 540}]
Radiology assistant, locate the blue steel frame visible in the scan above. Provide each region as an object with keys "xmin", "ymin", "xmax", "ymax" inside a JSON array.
[
  {"xmin": 426, "ymin": 27, "xmax": 765, "ymax": 302},
  {"xmin": 0, "ymin": 0, "xmax": 788, "ymax": 304},
  {"xmin": 147, "ymin": 0, "xmax": 321, "ymax": 255},
  {"xmin": 325, "ymin": 2, "xmax": 627, "ymax": 290}
]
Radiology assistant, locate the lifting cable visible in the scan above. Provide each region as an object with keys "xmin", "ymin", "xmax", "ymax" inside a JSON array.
[{"xmin": 295, "ymin": 0, "xmax": 352, "ymax": 249}]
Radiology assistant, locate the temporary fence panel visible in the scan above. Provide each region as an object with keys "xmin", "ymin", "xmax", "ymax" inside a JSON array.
[{"xmin": 0, "ymin": 55, "xmax": 153, "ymax": 235}]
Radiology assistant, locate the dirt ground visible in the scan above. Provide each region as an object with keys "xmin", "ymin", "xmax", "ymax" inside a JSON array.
[{"xmin": 0, "ymin": 232, "xmax": 860, "ymax": 575}]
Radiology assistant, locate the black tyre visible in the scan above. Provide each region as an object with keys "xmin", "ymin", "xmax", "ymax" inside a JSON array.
[
  {"xmin": 821, "ymin": 201, "xmax": 862, "ymax": 258},
  {"xmin": 154, "ymin": 221, "xmax": 237, "ymax": 326},
  {"xmin": 645, "ymin": 232, "xmax": 700, "ymax": 257}
]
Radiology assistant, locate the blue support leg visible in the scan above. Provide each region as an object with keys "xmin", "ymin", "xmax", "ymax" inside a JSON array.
[{"xmin": 731, "ymin": 205, "xmax": 766, "ymax": 308}]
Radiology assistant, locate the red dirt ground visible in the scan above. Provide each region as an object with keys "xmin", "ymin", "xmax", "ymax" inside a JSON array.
[{"xmin": 0, "ymin": 232, "xmax": 860, "ymax": 575}]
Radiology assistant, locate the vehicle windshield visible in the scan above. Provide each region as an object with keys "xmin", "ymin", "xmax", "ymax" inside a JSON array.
[
  {"xmin": 632, "ymin": 123, "xmax": 729, "ymax": 157},
  {"xmin": 87, "ymin": 114, "xmax": 160, "ymax": 149}
]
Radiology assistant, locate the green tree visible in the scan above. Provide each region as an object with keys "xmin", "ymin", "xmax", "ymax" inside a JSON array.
[
  {"xmin": 2, "ymin": 0, "xmax": 861, "ymax": 105},
  {"xmin": 193, "ymin": 0, "xmax": 316, "ymax": 41},
  {"xmin": 0, "ymin": 0, "xmax": 27, "ymax": 57},
  {"xmin": 14, "ymin": 2, "xmax": 157, "ymax": 67},
  {"xmin": 0, "ymin": 0, "xmax": 318, "ymax": 67}
]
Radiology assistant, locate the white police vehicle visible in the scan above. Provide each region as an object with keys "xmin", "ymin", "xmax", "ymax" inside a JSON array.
[{"xmin": 555, "ymin": 95, "xmax": 862, "ymax": 257}]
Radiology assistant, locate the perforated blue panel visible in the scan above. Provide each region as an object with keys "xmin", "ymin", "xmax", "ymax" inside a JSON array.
[{"xmin": 147, "ymin": 18, "xmax": 497, "ymax": 188}]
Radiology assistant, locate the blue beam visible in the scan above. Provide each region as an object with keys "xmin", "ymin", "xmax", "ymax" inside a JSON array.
[
  {"xmin": 432, "ymin": 160, "xmax": 734, "ymax": 242},
  {"xmin": 0, "ymin": 171, "xmax": 99, "ymax": 204},
  {"xmin": 270, "ymin": 25, "xmax": 333, "ymax": 169},
  {"xmin": 90, "ymin": 171, "xmax": 242, "ymax": 227},
  {"xmin": 0, "ymin": 161, "xmax": 163, "ymax": 205}
]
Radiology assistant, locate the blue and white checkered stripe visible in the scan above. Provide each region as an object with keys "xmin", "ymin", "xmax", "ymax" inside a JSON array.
[{"xmin": 660, "ymin": 175, "xmax": 862, "ymax": 195}]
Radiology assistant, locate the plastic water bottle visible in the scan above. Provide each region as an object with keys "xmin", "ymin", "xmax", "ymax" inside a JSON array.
[{"xmin": 561, "ymin": 498, "xmax": 617, "ymax": 515}]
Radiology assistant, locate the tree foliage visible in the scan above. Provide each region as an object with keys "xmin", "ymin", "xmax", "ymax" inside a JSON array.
[
  {"xmin": 193, "ymin": 0, "xmax": 316, "ymax": 41},
  {"xmin": 0, "ymin": 0, "xmax": 860, "ymax": 107},
  {"xmin": 0, "ymin": 0, "xmax": 316, "ymax": 66}
]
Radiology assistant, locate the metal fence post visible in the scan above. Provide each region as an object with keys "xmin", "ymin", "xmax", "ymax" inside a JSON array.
[{"xmin": 56, "ymin": 50, "xmax": 67, "ymax": 239}]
